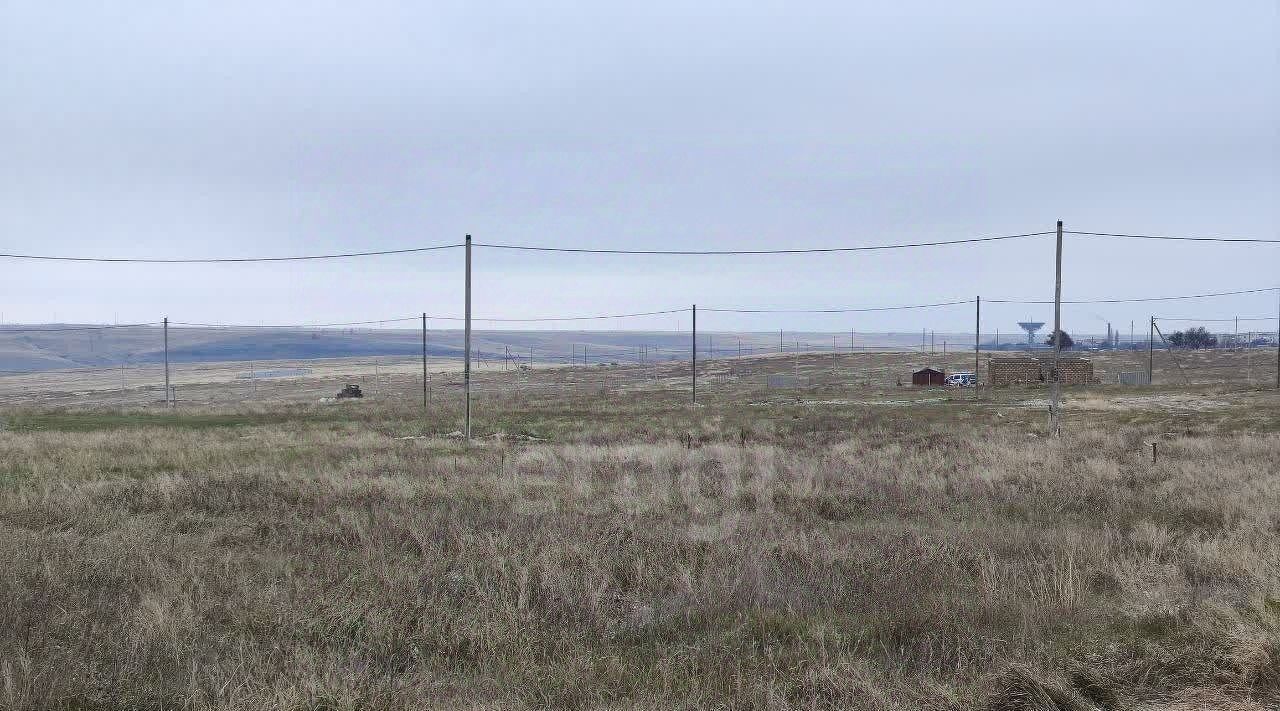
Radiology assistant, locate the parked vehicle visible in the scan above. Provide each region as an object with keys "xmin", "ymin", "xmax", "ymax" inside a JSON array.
[
  {"xmin": 335, "ymin": 383, "xmax": 364, "ymax": 399},
  {"xmin": 945, "ymin": 372, "xmax": 976, "ymax": 387}
]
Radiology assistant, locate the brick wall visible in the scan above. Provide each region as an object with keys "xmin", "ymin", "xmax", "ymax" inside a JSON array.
[
  {"xmin": 1041, "ymin": 357, "xmax": 1094, "ymax": 385},
  {"xmin": 989, "ymin": 358, "xmax": 1042, "ymax": 385},
  {"xmin": 988, "ymin": 357, "xmax": 1095, "ymax": 386}
]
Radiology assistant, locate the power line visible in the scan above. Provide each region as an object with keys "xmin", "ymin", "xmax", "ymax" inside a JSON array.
[
  {"xmin": 469, "ymin": 308, "xmax": 691, "ymax": 323},
  {"xmin": 1065, "ymin": 230, "xmax": 1280, "ymax": 244},
  {"xmin": 172, "ymin": 308, "xmax": 691, "ymax": 328},
  {"xmin": 0, "ymin": 322, "xmax": 159, "ymax": 333},
  {"xmin": 474, "ymin": 231, "xmax": 1054, "ymax": 255},
  {"xmin": 3, "ymin": 288, "xmax": 1275, "ymax": 334},
  {"xmin": 987, "ymin": 286, "xmax": 1279, "ymax": 305},
  {"xmin": 0, "ymin": 244, "xmax": 464, "ymax": 263},
  {"xmin": 4, "ymin": 228, "xmax": 1275, "ymax": 264},
  {"xmin": 173, "ymin": 317, "xmax": 421, "ymax": 329},
  {"xmin": 701, "ymin": 299, "xmax": 974, "ymax": 314},
  {"xmin": 1154, "ymin": 316, "xmax": 1278, "ymax": 322}
]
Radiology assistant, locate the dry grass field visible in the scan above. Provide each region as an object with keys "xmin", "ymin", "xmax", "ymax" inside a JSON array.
[{"xmin": 1, "ymin": 351, "xmax": 1277, "ymax": 709}]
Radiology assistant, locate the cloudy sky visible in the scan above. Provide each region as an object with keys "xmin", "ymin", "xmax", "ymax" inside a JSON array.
[{"xmin": 2, "ymin": 2, "xmax": 1276, "ymax": 334}]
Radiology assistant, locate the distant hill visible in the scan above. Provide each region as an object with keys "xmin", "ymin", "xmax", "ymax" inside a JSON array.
[{"xmin": 0, "ymin": 325, "xmax": 977, "ymax": 373}]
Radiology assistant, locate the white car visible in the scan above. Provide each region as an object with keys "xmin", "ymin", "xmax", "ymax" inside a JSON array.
[{"xmin": 945, "ymin": 372, "xmax": 976, "ymax": 387}]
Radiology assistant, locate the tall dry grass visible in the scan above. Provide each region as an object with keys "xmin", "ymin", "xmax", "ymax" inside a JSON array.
[{"xmin": 0, "ymin": 398, "xmax": 1277, "ymax": 709}]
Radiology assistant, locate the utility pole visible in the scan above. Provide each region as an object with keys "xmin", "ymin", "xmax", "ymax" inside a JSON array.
[
  {"xmin": 163, "ymin": 317, "xmax": 170, "ymax": 408},
  {"xmin": 421, "ymin": 313, "xmax": 428, "ymax": 411},
  {"xmin": 464, "ymin": 235, "xmax": 472, "ymax": 441},
  {"xmin": 691, "ymin": 304, "xmax": 697, "ymax": 404},
  {"xmin": 779, "ymin": 329, "xmax": 783, "ymax": 353},
  {"xmin": 974, "ymin": 296, "xmax": 980, "ymax": 394},
  {"xmin": 1049, "ymin": 220, "xmax": 1063, "ymax": 437},
  {"xmin": 430, "ymin": 312, "xmax": 435, "ymax": 412},
  {"xmin": 1148, "ymin": 316, "xmax": 1155, "ymax": 385}
]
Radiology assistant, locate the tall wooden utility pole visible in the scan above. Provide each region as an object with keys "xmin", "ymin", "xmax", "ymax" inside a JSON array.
[
  {"xmin": 691, "ymin": 304, "xmax": 697, "ymax": 404},
  {"xmin": 463, "ymin": 235, "xmax": 472, "ymax": 441},
  {"xmin": 974, "ymin": 296, "xmax": 980, "ymax": 395},
  {"xmin": 1148, "ymin": 317, "xmax": 1155, "ymax": 385},
  {"xmin": 430, "ymin": 312, "xmax": 435, "ymax": 409},
  {"xmin": 163, "ymin": 316, "xmax": 170, "ymax": 408},
  {"xmin": 1049, "ymin": 220, "xmax": 1063, "ymax": 437},
  {"xmin": 421, "ymin": 313, "xmax": 428, "ymax": 411}
]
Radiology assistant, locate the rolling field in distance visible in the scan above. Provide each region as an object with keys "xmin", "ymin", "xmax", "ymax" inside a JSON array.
[{"xmin": 1, "ymin": 349, "xmax": 1277, "ymax": 709}]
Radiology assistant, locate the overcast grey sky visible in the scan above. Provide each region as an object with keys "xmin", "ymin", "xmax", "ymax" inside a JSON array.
[{"xmin": 2, "ymin": 2, "xmax": 1276, "ymax": 333}]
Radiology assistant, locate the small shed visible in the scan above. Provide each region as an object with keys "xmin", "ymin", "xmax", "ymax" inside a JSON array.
[{"xmin": 911, "ymin": 367, "xmax": 946, "ymax": 386}]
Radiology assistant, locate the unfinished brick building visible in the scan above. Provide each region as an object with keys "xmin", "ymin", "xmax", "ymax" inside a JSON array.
[
  {"xmin": 987, "ymin": 356, "xmax": 1095, "ymax": 386},
  {"xmin": 1045, "ymin": 357, "xmax": 1095, "ymax": 385},
  {"xmin": 988, "ymin": 357, "xmax": 1043, "ymax": 386}
]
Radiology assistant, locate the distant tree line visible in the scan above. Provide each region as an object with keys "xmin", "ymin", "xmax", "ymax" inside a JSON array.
[
  {"xmin": 1044, "ymin": 330, "xmax": 1073, "ymax": 348},
  {"xmin": 1167, "ymin": 327, "xmax": 1217, "ymax": 349}
]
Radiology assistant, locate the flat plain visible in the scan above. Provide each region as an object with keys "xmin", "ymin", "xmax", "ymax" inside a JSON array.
[{"xmin": 1, "ymin": 349, "xmax": 1277, "ymax": 709}]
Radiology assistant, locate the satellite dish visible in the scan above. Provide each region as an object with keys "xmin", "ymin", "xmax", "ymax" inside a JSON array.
[{"xmin": 1017, "ymin": 321, "xmax": 1045, "ymax": 344}]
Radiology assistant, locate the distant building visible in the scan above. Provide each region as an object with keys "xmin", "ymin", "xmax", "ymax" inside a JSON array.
[{"xmin": 911, "ymin": 367, "xmax": 946, "ymax": 386}]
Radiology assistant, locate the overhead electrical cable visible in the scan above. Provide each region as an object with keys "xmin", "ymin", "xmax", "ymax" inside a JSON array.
[
  {"xmin": 173, "ymin": 317, "xmax": 421, "ymax": 329},
  {"xmin": 0, "ymin": 322, "xmax": 160, "ymax": 333},
  {"xmin": 987, "ymin": 286, "xmax": 1279, "ymax": 305},
  {"xmin": 0, "ymin": 243, "xmax": 464, "ymax": 263},
  {"xmin": 1064, "ymin": 230, "xmax": 1280, "ymax": 244},
  {"xmin": 473, "ymin": 231, "xmax": 1054, "ymax": 255},
  {"xmin": 3, "ymin": 228, "xmax": 1276, "ymax": 263},
  {"xmin": 4, "ymin": 289, "xmax": 1276, "ymax": 333},
  {"xmin": 701, "ymin": 300, "xmax": 974, "ymax": 314}
]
